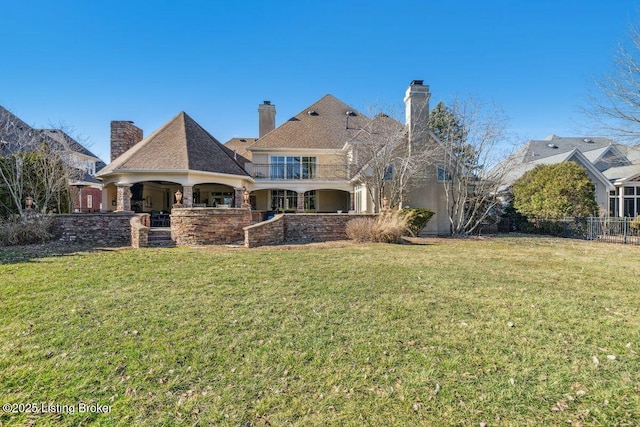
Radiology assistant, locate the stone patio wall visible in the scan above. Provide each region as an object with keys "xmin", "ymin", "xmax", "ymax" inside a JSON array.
[
  {"xmin": 52, "ymin": 212, "xmax": 135, "ymax": 245},
  {"xmin": 171, "ymin": 207, "xmax": 252, "ymax": 245}
]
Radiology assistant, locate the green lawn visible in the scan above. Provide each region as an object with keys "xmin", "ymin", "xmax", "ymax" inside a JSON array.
[{"xmin": 1, "ymin": 237, "xmax": 639, "ymax": 426}]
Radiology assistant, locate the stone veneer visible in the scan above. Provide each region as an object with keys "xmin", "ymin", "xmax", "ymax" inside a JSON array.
[
  {"xmin": 244, "ymin": 213, "xmax": 377, "ymax": 248},
  {"xmin": 130, "ymin": 214, "xmax": 150, "ymax": 248},
  {"xmin": 171, "ymin": 207, "xmax": 252, "ymax": 245},
  {"xmin": 52, "ymin": 213, "xmax": 135, "ymax": 245}
]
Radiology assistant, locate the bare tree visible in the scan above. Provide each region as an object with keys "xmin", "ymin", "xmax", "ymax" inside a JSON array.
[
  {"xmin": 432, "ymin": 97, "xmax": 512, "ymax": 235},
  {"xmin": 0, "ymin": 107, "xmax": 77, "ymax": 216},
  {"xmin": 586, "ymin": 23, "xmax": 640, "ymax": 142},
  {"xmin": 350, "ymin": 108, "xmax": 432, "ymax": 212}
]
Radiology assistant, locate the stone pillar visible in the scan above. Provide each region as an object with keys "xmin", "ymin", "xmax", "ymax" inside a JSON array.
[
  {"xmin": 234, "ymin": 187, "xmax": 244, "ymax": 208},
  {"xmin": 297, "ymin": 191, "xmax": 305, "ymax": 213},
  {"xmin": 115, "ymin": 183, "xmax": 132, "ymax": 212},
  {"xmin": 182, "ymin": 186, "xmax": 193, "ymax": 208}
]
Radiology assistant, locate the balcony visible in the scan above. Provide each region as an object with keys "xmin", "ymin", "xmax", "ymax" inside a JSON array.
[{"xmin": 249, "ymin": 164, "xmax": 350, "ymax": 181}]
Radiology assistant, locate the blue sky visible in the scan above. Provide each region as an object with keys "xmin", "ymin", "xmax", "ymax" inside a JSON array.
[{"xmin": 1, "ymin": 0, "xmax": 638, "ymax": 161}]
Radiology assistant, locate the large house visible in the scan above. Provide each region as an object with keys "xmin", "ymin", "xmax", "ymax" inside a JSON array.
[
  {"xmin": 96, "ymin": 81, "xmax": 451, "ymax": 234},
  {"xmin": 500, "ymin": 135, "xmax": 640, "ymax": 217},
  {"xmin": 0, "ymin": 106, "xmax": 105, "ymax": 213}
]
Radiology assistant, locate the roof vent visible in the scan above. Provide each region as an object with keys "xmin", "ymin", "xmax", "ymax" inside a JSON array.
[
  {"xmin": 308, "ymin": 110, "xmax": 318, "ymax": 116},
  {"xmin": 547, "ymin": 143, "xmax": 558, "ymax": 149},
  {"xmin": 584, "ymin": 138, "xmax": 593, "ymax": 143},
  {"xmin": 346, "ymin": 111, "xmax": 356, "ymax": 116},
  {"xmin": 263, "ymin": 100, "xmax": 271, "ymax": 105}
]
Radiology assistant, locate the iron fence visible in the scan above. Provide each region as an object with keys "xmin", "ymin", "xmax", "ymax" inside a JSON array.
[{"xmin": 511, "ymin": 217, "xmax": 640, "ymax": 245}]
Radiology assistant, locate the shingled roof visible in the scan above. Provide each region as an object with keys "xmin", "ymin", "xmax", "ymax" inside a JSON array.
[
  {"xmin": 224, "ymin": 137, "xmax": 257, "ymax": 161},
  {"xmin": 99, "ymin": 112, "xmax": 248, "ymax": 176},
  {"xmin": 249, "ymin": 95, "xmax": 371, "ymax": 150}
]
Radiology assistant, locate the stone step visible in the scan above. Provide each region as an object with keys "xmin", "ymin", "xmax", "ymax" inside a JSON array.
[{"xmin": 148, "ymin": 228, "xmax": 175, "ymax": 247}]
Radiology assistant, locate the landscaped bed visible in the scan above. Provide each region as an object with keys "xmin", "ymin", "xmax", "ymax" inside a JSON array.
[{"xmin": 1, "ymin": 237, "xmax": 638, "ymax": 425}]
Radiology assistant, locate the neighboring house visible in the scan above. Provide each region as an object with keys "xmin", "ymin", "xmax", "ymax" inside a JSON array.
[
  {"xmin": 499, "ymin": 135, "xmax": 640, "ymax": 217},
  {"xmin": 0, "ymin": 106, "xmax": 105, "ymax": 212},
  {"xmin": 96, "ymin": 81, "xmax": 451, "ymax": 234}
]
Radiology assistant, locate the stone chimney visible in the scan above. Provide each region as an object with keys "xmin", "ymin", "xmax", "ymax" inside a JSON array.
[
  {"xmin": 258, "ymin": 100, "xmax": 276, "ymax": 138},
  {"xmin": 110, "ymin": 121, "xmax": 143, "ymax": 161},
  {"xmin": 404, "ymin": 80, "xmax": 431, "ymax": 143}
]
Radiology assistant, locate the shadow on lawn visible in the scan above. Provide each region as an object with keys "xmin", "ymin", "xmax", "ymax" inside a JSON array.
[{"xmin": 0, "ymin": 242, "xmax": 129, "ymax": 264}]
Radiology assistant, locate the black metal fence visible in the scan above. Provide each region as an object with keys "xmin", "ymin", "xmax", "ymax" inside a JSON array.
[{"xmin": 509, "ymin": 217, "xmax": 640, "ymax": 245}]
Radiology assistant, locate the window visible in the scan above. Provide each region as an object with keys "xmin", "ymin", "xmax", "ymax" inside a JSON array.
[
  {"xmin": 86, "ymin": 195, "xmax": 93, "ymax": 209},
  {"xmin": 270, "ymin": 156, "xmax": 316, "ymax": 179},
  {"xmin": 304, "ymin": 190, "xmax": 316, "ymax": 210},
  {"xmin": 384, "ymin": 165, "xmax": 394, "ymax": 181},
  {"xmin": 211, "ymin": 191, "xmax": 233, "ymax": 206},
  {"xmin": 271, "ymin": 190, "xmax": 297, "ymax": 210},
  {"xmin": 437, "ymin": 165, "xmax": 451, "ymax": 182}
]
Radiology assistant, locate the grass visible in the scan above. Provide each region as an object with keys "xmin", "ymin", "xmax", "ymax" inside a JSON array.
[{"xmin": 1, "ymin": 236, "xmax": 639, "ymax": 426}]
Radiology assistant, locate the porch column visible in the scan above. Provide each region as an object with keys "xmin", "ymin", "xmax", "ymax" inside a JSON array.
[
  {"xmin": 101, "ymin": 188, "xmax": 110, "ymax": 212},
  {"xmin": 234, "ymin": 187, "xmax": 243, "ymax": 208},
  {"xmin": 115, "ymin": 183, "xmax": 132, "ymax": 212},
  {"xmin": 349, "ymin": 191, "xmax": 355, "ymax": 213},
  {"xmin": 182, "ymin": 186, "xmax": 193, "ymax": 208},
  {"xmin": 296, "ymin": 191, "xmax": 305, "ymax": 213},
  {"xmin": 619, "ymin": 186, "xmax": 625, "ymax": 217}
]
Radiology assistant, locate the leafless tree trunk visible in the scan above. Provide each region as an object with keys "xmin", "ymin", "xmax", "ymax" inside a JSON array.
[{"xmin": 435, "ymin": 96, "xmax": 512, "ymax": 235}]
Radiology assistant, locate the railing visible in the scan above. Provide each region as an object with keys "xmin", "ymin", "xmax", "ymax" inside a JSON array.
[
  {"xmin": 510, "ymin": 217, "xmax": 640, "ymax": 245},
  {"xmin": 586, "ymin": 217, "xmax": 640, "ymax": 245},
  {"xmin": 248, "ymin": 164, "xmax": 350, "ymax": 181}
]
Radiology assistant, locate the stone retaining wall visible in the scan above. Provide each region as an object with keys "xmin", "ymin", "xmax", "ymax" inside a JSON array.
[
  {"xmin": 244, "ymin": 214, "xmax": 285, "ymax": 247},
  {"xmin": 171, "ymin": 208, "xmax": 252, "ymax": 245},
  {"xmin": 244, "ymin": 213, "xmax": 377, "ymax": 248},
  {"xmin": 52, "ymin": 213, "xmax": 134, "ymax": 245}
]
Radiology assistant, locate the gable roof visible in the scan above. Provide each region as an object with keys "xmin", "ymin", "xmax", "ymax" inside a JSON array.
[
  {"xmin": 98, "ymin": 112, "xmax": 248, "ymax": 177},
  {"xmin": 224, "ymin": 137, "xmax": 257, "ymax": 161},
  {"xmin": 249, "ymin": 94, "xmax": 371, "ymax": 150},
  {"xmin": 520, "ymin": 135, "xmax": 613, "ymax": 163},
  {"xmin": 0, "ymin": 105, "xmax": 104, "ymax": 167}
]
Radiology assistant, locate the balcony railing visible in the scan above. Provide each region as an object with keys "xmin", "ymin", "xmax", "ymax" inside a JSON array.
[{"xmin": 249, "ymin": 164, "xmax": 350, "ymax": 181}]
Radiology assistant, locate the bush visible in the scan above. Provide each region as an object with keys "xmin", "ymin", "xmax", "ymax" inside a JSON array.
[
  {"xmin": 399, "ymin": 208, "xmax": 435, "ymax": 236},
  {"xmin": 631, "ymin": 216, "xmax": 640, "ymax": 231},
  {"xmin": 346, "ymin": 210, "xmax": 409, "ymax": 243},
  {"xmin": 0, "ymin": 214, "xmax": 54, "ymax": 246}
]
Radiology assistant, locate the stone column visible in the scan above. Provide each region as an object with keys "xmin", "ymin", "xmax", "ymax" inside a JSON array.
[
  {"xmin": 297, "ymin": 191, "xmax": 305, "ymax": 213},
  {"xmin": 115, "ymin": 183, "xmax": 132, "ymax": 212},
  {"xmin": 182, "ymin": 186, "xmax": 193, "ymax": 208},
  {"xmin": 234, "ymin": 187, "xmax": 244, "ymax": 208}
]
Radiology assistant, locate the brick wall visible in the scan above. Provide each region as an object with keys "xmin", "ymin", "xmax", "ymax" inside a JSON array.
[
  {"xmin": 52, "ymin": 213, "xmax": 134, "ymax": 245},
  {"xmin": 171, "ymin": 208, "xmax": 252, "ymax": 245},
  {"xmin": 244, "ymin": 213, "xmax": 377, "ymax": 248},
  {"xmin": 110, "ymin": 121, "xmax": 143, "ymax": 161}
]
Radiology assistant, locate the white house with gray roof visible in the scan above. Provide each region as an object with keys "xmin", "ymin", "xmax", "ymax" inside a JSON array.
[{"xmin": 500, "ymin": 135, "xmax": 640, "ymax": 217}]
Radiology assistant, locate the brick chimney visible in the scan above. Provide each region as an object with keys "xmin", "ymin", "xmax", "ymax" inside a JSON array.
[
  {"xmin": 404, "ymin": 80, "xmax": 431, "ymax": 143},
  {"xmin": 258, "ymin": 100, "xmax": 276, "ymax": 138},
  {"xmin": 110, "ymin": 121, "xmax": 143, "ymax": 161}
]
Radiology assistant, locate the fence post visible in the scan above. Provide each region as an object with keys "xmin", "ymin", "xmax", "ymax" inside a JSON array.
[{"xmin": 624, "ymin": 217, "xmax": 628, "ymax": 244}]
